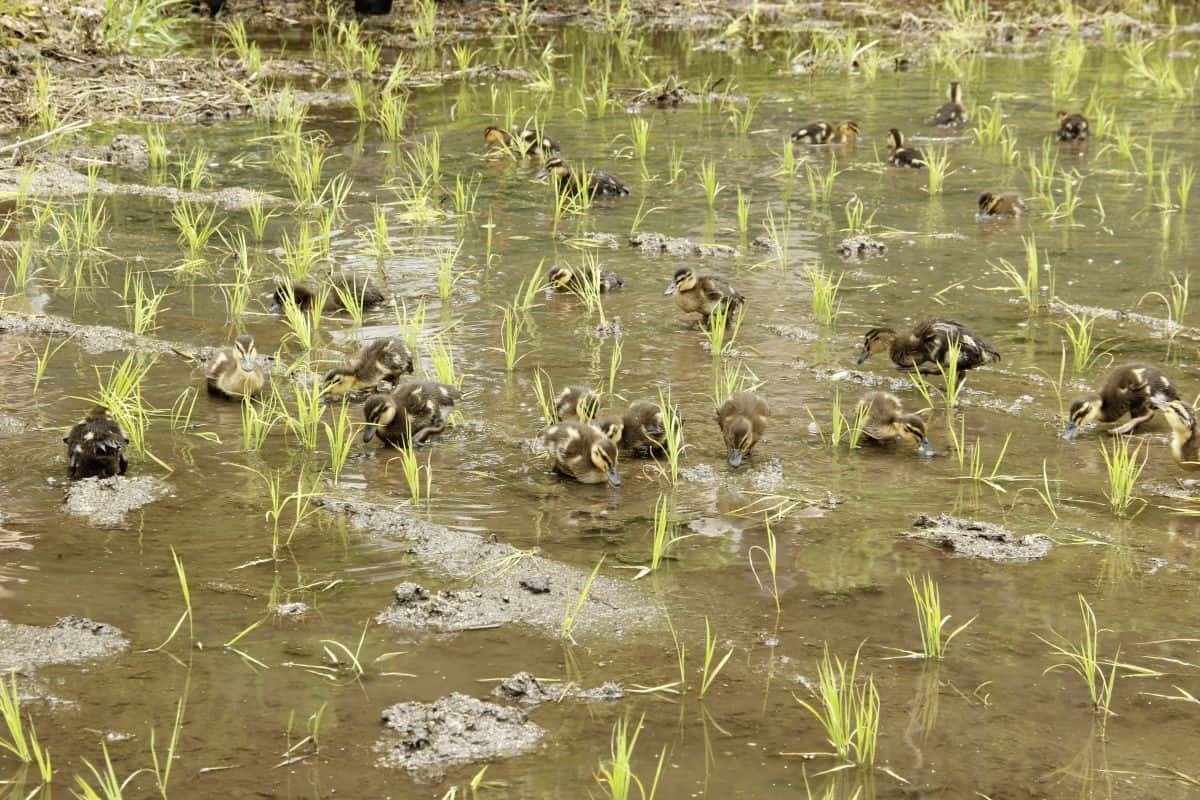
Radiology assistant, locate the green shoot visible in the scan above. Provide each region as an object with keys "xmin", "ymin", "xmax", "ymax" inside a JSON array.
[
  {"xmin": 699, "ymin": 617, "xmax": 734, "ymax": 698},
  {"xmin": 1100, "ymin": 437, "xmax": 1146, "ymax": 518},
  {"xmin": 1036, "ymin": 595, "xmax": 1121, "ymax": 720},
  {"xmin": 790, "ymin": 644, "xmax": 879, "ymax": 766},
  {"xmin": 903, "ymin": 575, "xmax": 976, "ymax": 660},
  {"xmin": 561, "ymin": 555, "xmax": 604, "ymax": 645}
]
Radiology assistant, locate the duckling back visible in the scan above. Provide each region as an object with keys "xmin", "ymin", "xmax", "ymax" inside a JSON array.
[{"xmin": 64, "ymin": 408, "xmax": 129, "ymax": 480}]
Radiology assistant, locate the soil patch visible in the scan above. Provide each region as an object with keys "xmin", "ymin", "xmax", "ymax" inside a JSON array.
[
  {"xmin": 837, "ymin": 235, "xmax": 888, "ymax": 259},
  {"xmin": 0, "ymin": 311, "xmax": 182, "ymax": 354},
  {"xmin": 491, "ymin": 671, "xmax": 624, "ymax": 708},
  {"xmin": 630, "ymin": 232, "xmax": 739, "ymax": 258},
  {"xmin": 0, "ymin": 616, "xmax": 128, "ymax": 672},
  {"xmin": 64, "ymin": 475, "xmax": 171, "ymax": 527},
  {"xmin": 905, "ymin": 513, "xmax": 1052, "ymax": 561}
]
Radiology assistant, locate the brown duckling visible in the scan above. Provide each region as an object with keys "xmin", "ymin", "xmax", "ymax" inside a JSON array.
[
  {"xmin": 977, "ymin": 191, "xmax": 1026, "ymax": 218},
  {"xmin": 362, "ymin": 380, "xmax": 461, "ymax": 447},
  {"xmin": 270, "ymin": 275, "xmax": 385, "ymax": 314},
  {"xmin": 886, "ymin": 128, "xmax": 925, "ymax": 168},
  {"xmin": 930, "ymin": 81, "xmax": 968, "ymax": 127},
  {"xmin": 1063, "ymin": 364, "xmax": 1178, "ymax": 441},
  {"xmin": 716, "ymin": 391, "xmax": 769, "ymax": 468},
  {"xmin": 64, "ymin": 407, "xmax": 128, "ymax": 480},
  {"xmin": 664, "ymin": 267, "xmax": 744, "ymax": 329},
  {"xmin": 858, "ymin": 392, "xmax": 934, "ymax": 456},
  {"xmin": 483, "ymin": 125, "xmax": 558, "ymax": 156},
  {"xmin": 205, "ymin": 334, "xmax": 266, "ymax": 399},
  {"xmin": 555, "ymin": 385, "xmax": 600, "ymax": 422},
  {"xmin": 790, "ymin": 121, "xmax": 832, "ymax": 144},
  {"xmin": 323, "ymin": 337, "xmax": 414, "ymax": 397},
  {"xmin": 857, "ymin": 319, "xmax": 1000, "ymax": 373},
  {"xmin": 548, "ymin": 264, "xmax": 624, "ymax": 294},
  {"xmin": 594, "ymin": 400, "xmax": 669, "ymax": 456},
  {"xmin": 541, "ymin": 421, "xmax": 622, "ymax": 486},
  {"xmin": 1056, "ymin": 111, "xmax": 1089, "ymax": 142},
  {"xmin": 828, "ymin": 121, "xmax": 861, "ymax": 144},
  {"xmin": 537, "ymin": 157, "xmax": 630, "ymax": 199},
  {"xmin": 1151, "ymin": 396, "xmax": 1200, "ymax": 469}
]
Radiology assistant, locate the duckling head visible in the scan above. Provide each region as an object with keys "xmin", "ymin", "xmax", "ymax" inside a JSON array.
[
  {"xmin": 593, "ymin": 416, "xmax": 624, "ymax": 445},
  {"xmin": 835, "ymin": 120, "xmax": 860, "ymax": 139},
  {"xmin": 233, "ymin": 334, "xmax": 258, "ymax": 372},
  {"xmin": 896, "ymin": 413, "xmax": 935, "ymax": 457},
  {"xmin": 589, "ymin": 437, "xmax": 621, "ymax": 486},
  {"xmin": 641, "ymin": 408, "xmax": 666, "ymax": 440},
  {"xmin": 1062, "ymin": 397, "xmax": 1102, "ymax": 441},
  {"xmin": 664, "ymin": 267, "xmax": 697, "ymax": 296},
  {"xmin": 1151, "ymin": 395, "xmax": 1195, "ymax": 436},
  {"xmin": 548, "ymin": 265, "xmax": 573, "ymax": 288},
  {"xmin": 978, "ymin": 192, "xmax": 996, "ymax": 214},
  {"xmin": 483, "ymin": 126, "xmax": 512, "ymax": 148},
  {"xmin": 322, "ymin": 367, "xmax": 358, "ymax": 397},
  {"xmin": 536, "ymin": 157, "xmax": 570, "ymax": 182},
  {"xmin": 723, "ymin": 416, "xmax": 756, "ymax": 468},
  {"xmin": 381, "ymin": 339, "xmax": 414, "ymax": 374},
  {"xmin": 948, "ymin": 81, "xmax": 962, "ymax": 103},
  {"xmin": 857, "ymin": 327, "xmax": 897, "ymax": 365},
  {"xmin": 362, "ymin": 394, "xmax": 397, "ymax": 442},
  {"xmin": 886, "ymin": 128, "xmax": 904, "ymax": 149}
]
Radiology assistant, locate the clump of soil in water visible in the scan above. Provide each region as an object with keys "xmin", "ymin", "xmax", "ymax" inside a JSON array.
[
  {"xmin": 630, "ymin": 231, "xmax": 739, "ymax": 258},
  {"xmin": 907, "ymin": 513, "xmax": 1052, "ymax": 561},
  {"xmin": 492, "ymin": 671, "xmax": 625, "ymax": 707},
  {"xmin": 65, "ymin": 475, "xmax": 171, "ymax": 526},
  {"xmin": 0, "ymin": 616, "xmax": 127, "ymax": 672},
  {"xmin": 837, "ymin": 235, "xmax": 887, "ymax": 259}
]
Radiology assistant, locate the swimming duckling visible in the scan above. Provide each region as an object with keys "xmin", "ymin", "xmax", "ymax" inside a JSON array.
[
  {"xmin": 205, "ymin": 334, "xmax": 266, "ymax": 399},
  {"xmin": 362, "ymin": 381, "xmax": 461, "ymax": 447},
  {"xmin": 977, "ymin": 191, "xmax": 1026, "ymax": 218},
  {"xmin": 537, "ymin": 157, "xmax": 630, "ymax": 199},
  {"xmin": 1063, "ymin": 364, "xmax": 1178, "ymax": 441},
  {"xmin": 323, "ymin": 337, "xmax": 414, "ymax": 397},
  {"xmin": 1151, "ymin": 396, "xmax": 1200, "ymax": 469},
  {"xmin": 64, "ymin": 407, "xmax": 128, "ymax": 480},
  {"xmin": 270, "ymin": 276, "xmax": 385, "ymax": 314},
  {"xmin": 790, "ymin": 121, "xmax": 832, "ymax": 144},
  {"xmin": 828, "ymin": 121, "xmax": 861, "ymax": 144},
  {"xmin": 857, "ymin": 392, "xmax": 934, "ymax": 456},
  {"xmin": 595, "ymin": 400, "xmax": 669, "ymax": 456},
  {"xmin": 555, "ymin": 386, "xmax": 600, "ymax": 422},
  {"xmin": 1056, "ymin": 111, "xmax": 1089, "ymax": 142},
  {"xmin": 354, "ymin": 0, "xmax": 392, "ymax": 12},
  {"xmin": 857, "ymin": 319, "xmax": 1000, "ymax": 373},
  {"xmin": 716, "ymin": 391, "xmax": 769, "ymax": 468},
  {"xmin": 664, "ymin": 267, "xmax": 744, "ymax": 329},
  {"xmin": 930, "ymin": 81, "xmax": 968, "ymax": 127},
  {"xmin": 886, "ymin": 128, "xmax": 925, "ymax": 168},
  {"xmin": 541, "ymin": 421, "xmax": 621, "ymax": 486},
  {"xmin": 548, "ymin": 264, "xmax": 624, "ymax": 294},
  {"xmin": 483, "ymin": 126, "xmax": 558, "ymax": 156}
]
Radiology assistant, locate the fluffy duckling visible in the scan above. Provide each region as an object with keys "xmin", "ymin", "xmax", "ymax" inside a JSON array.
[
  {"xmin": 541, "ymin": 421, "xmax": 622, "ymax": 486},
  {"xmin": 1056, "ymin": 111, "xmax": 1089, "ymax": 142},
  {"xmin": 664, "ymin": 267, "xmax": 744, "ymax": 328},
  {"xmin": 323, "ymin": 337, "xmax": 414, "ymax": 397},
  {"xmin": 886, "ymin": 128, "xmax": 925, "ymax": 168},
  {"xmin": 537, "ymin": 157, "xmax": 630, "ymax": 199},
  {"xmin": 977, "ymin": 191, "xmax": 1026, "ymax": 218},
  {"xmin": 64, "ymin": 407, "xmax": 128, "ymax": 480},
  {"xmin": 205, "ymin": 334, "xmax": 266, "ymax": 399},
  {"xmin": 594, "ymin": 400, "xmax": 669, "ymax": 456},
  {"xmin": 857, "ymin": 319, "xmax": 1000, "ymax": 373},
  {"xmin": 1063, "ymin": 364, "xmax": 1177, "ymax": 441},
  {"xmin": 548, "ymin": 264, "xmax": 624, "ymax": 294},
  {"xmin": 828, "ymin": 121, "xmax": 861, "ymax": 144},
  {"xmin": 555, "ymin": 386, "xmax": 600, "ymax": 422},
  {"xmin": 716, "ymin": 392, "xmax": 769, "ymax": 468},
  {"xmin": 790, "ymin": 121, "xmax": 832, "ymax": 144},
  {"xmin": 362, "ymin": 381, "xmax": 461, "ymax": 447},
  {"xmin": 858, "ymin": 392, "xmax": 934, "ymax": 456},
  {"xmin": 483, "ymin": 126, "xmax": 558, "ymax": 156},
  {"xmin": 930, "ymin": 81, "xmax": 968, "ymax": 127},
  {"xmin": 1151, "ymin": 396, "xmax": 1200, "ymax": 469},
  {"xmin": 270, "ymin": 276, "xmax": 385, "ymax": 314}
]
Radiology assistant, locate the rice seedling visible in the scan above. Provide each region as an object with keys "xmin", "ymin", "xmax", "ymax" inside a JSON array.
[
  {"xmin": 1037, "ymin": 595, "xmax": 1120, "ymax": 720},
  {"xmin": 494, "ymin": 304, "xmax": 528, "ymax": 371},
  {"xmin": 774, "ymin": 138, "xmax": 798, "ymax": 178},
  {"xmin": 998, "ymin": 126, "xmax": 1021, "ymax": 166},
  {"xmin": 726, "ymin": 98, "xmax": 760, "ymax": 136},
  {"xmin": 241, "ymin": 393, "xmax": 279, "ymax": 451},
  {"xmin": 629, "ymin": 117, "xmax": 651, "ymax": 179},
  {"xmin": 841, "ymin": 195, "xmax": 875, "ymax": 235},
  {"xmin": 1120, "ymin": 40, "xmax": 1187, "ymax": 98},
  {"xmin": 702, "ymin": 300, "xmax": 743, "ymax": 357},
  {"xmin": 172, "ymin": 201, "xmax": 222, "ymax": 259},
  {"xmin": 370, "ymin": 86, "xmax": 406, "ymax": 140},
  {"xmin": 1050, "ymin": 38, "xmax": 1086, "ymax": 100},
  {"xmin": 451, "ymin": 173, "xmax": 481, "ymax": 217},
  {"xmin": 7, "ymin": 235, "xmax": 40, "ymax": 291},
  {"xmin": 606, "ymin": 337, "xmax": 621, "ymax": 397},
  {"xmin": 594, "ymin": 715, "xmax": 665, "ymax": 800},
  {"xmin": 809, "ymin": 388, "xmax": 869, "ymax": 450},
  {"xmin": 633, "ymin": 493, "xmax": 694, "ymax": 580},
  {"xmin": 898, "ymin": 575, "xmax": 976, "ymax": 660},
  {"xmin": 696, "ymin": 160, "xmax": 724, "ymax": 211},
  {"xmin": 86, "ymin": 353, "xmax": 156, "ymax": 460},
  {"xmin": 123, "ymin": 270, "xmax": 171, "ymax": 335},
  {"xmin": 947, "ymin": 418, "xmax": 1014, "ymax": 492},
  {"xmin": 223, "ymin": 17, "xmax": 262, "ymax": 74},
  {"xmin": 667, "ymin": 144, "xmax": 685, "ymax": 185},
  {"xmin": 1045, "ymin": 169, "xmax": 1083, "ymax": 223},
  {"xmin": 736, "ymin": 188, "xmax": 751, "ymax": 238},
  {"xmin": 1139, "ymin": 271, "xmax": 1189, "ymax": 334},
  {"xmin": 532, "ymin": 368, "xmax": 558, "ymax": 425},
  {"xmin": 408, "ymin": 132, "xmax": 443, "ymax": 187},
  {"xmin": 1177, "ymin": 164, "xmax": 1195, "ymax": 212},
  {"xmin": 411, "ymin": 0, "xmax": 437, "ymax": 46},
  {"xmin": 275, "ymin": 133, "xmax": 330, "ymax": 207},
  {"xmin": 149, "ymin": 691, "xmax": 186, "ymax": 797},
  {"xmin": 748, "ymin": 516, "xmax": 781, "ymax": 612},
  {"xmin": 653, "ymin": 388, "xmax": 686, "ymax": 485},
  {"xmin": 805, "ymin": 157, "xmax": 840, "ymax": 206},
  {"xmin": 0, "ymin": 671, "xmax": 52, "ymax": 781},
  {"xmin": 278, "ymin": 286, "xmax": 325, "ymax": 352},
  {"xmin": 699, "ymin": 617, "xmax": 734, "ymax": 698},
  {"xmin": 286, "ymin": 379, "xmax": 325, "ymax": 451},
  {"xmin": 990, "ymin": 233, "xmax": 1049, "ymax": 314},
  {"xmin": 435, "ymin": 242, "xmax": 466, "ymax": 303},
  {"xmin": 924, "ymin": 146, "xmax": 953, "ymax": 195},
  {"xmin": 936, "ymin": 338, "xmax": 966, "ymax": 413},
  {"xmin": 347, "ymin": 79, "xmax": 374, "ymax": 124},
  {"xmin": 1056, "ymin": 309, "xmax": 1111, "ymax": 374},
  {"xmin": 146, "ymin": 546, "xmax": 193, "ymax": 652},
  {"xmin": 331, "ymin": 275, "xmax": 373, "ymax": 329},
  {"xmin": 758, "ymin": 204, "xmax": 791, "ymax": 270},
  {"xmin": 232, "ymin": 464, "xmax": 322, "ymax": 555},
  {"xmin": 428, "ymin": 334, "xmax": 461, "ymax": 389},
  {"xmin": 1100, "ymin": 436, "xmax": 1146, "ymax": 518},
  {"xmin": 28, "ymin": 59, "xmax": 58, "ymax": 133},
  {"xmin": 173, "ymin": 145, "xmax": 211, "ymax": 191},
  {"xmin": 789, "ymin": 643, "xmax": 879, "ymax": 766},
  {"xmin": 73, "ymin": 740, "xmax": 137, "ymax": 800},
  {"xmin": 244, "ymin": 194, "xmax": 276, "ymax": 242},
  {"xmin": 99, "ymin": 0, "xmax": 189, "ymax": 54},
  {"xmin": 970, "ymin": 103, "xmax": 1005, "ymax": 146},
  {"xmin": 804, "ymin": 264, "xmax": 843, "ymax": 325},
  {"xmin": 323, "ymin": 398, "xmax": 356, "ymax": 484},
  {"xmin": 561, "ymin": 556, "xmax": 604, "ymax": 645},
  {"xmin": 391, "ymin": 426, "xmax": 432, "ymax": 504},
  {"xmin": 29, "ymin": 336, "xmax": 72, "ymax": 395}
]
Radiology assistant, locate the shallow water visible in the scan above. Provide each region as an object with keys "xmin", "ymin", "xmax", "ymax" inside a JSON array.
[{"xmin": 2, "ymin": 14, "xmax": 1200, "ymax": 800}]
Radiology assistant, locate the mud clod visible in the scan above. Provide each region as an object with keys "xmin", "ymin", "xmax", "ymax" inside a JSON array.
[
  {"xmin": 907, "ymin": 513, "xmax": 1052, "ymax": 561},
  {"xmin": 837, "ymin": 235, "xmax": 888, "ymax": 259},
  {"xmin": 630, "ymin": 232, "xmax": 738, "ymax": 258},
  {"xmin": 520, "ymin": 576, "xmax": 551, "ymax": 594},
  {"xmin": 65, "ymin": 475, "xmax": 171, "ymax": 527},
  {"xmin": 0, "ymin": 616, "xmax": 128, "ymax": 673},
  {"xmin": 492, "ymin": 671, "xmax": 625, "ymax": 707}
]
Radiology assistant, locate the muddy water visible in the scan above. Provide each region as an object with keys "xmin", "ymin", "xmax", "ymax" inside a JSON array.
[{"xmin": 2, "ymin": 21, "xmax": 1200, "ymax": 800}]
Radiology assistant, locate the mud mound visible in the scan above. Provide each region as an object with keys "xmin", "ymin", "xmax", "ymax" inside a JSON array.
[
  {"xmin": 906, "ymin": 513, "xmax": 1052, "ymax": 561},
  {"xmin": 0, "ymin": 616, "xmax": 128, "ymax": 672},
  {"xmin": 630, "ymin": 232, "xmax": 739, "ymax": 258},
  {"xmin": 492, "ymin": 671, "xmax": 624, "ymax": 708},
  {"xmin": 65, "ymin": 475, "xmax": 171, "ymax": 526}
]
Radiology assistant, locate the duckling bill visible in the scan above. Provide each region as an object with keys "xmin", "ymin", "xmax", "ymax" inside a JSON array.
[
  {"xmin": 206, "ymin": 334, "xmax": 266, "ymax": 399},
  {"xmin": 64, "ymin": 407, "xmax": 128, "ymax": 480}
]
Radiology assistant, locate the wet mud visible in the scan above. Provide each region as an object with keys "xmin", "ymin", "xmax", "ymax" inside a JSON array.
[
  {"xmin": 629, "ymin": 231, "xmax": 739, "ymax": 259},
  {"xmin": 906, "ymin": 513, "xmax": 1053, "ymax": 561},
  {"xmin": 64, "ymin": 475, "xmax": 172, "ymax": 527},
  {"xmin": 491, "ymin": 671, "xmax": 624, "ymax": 708},
  {"xmin": 0, "ymin": 616, "xmax": 127, "ymax": 673}
]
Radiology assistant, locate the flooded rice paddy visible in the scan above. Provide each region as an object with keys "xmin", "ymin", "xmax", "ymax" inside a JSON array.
[{"xmin": 2, "ymin": 3, "xmax": 1200, "ymax": 798}]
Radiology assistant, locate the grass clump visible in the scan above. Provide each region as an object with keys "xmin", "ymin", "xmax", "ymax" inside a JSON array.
[
  {"xmin": 0, "ymin": 671, "xmax": 52, "ymax": 782},
  {"xmin": 1100, "ymin": 436, "xmax": 1146, "ymax": 518},
  {"xmin": 790, "ymin": 644, "xmax": 879, "ymax": 767},
  {"xmin": 902, "ymin": 575, "xmax": 975, "ymax": 660},
  {"xmin": 1036, "ymin": 595, "xmax": 1120, "ymax": 721},
  {"xmin": 594, "ymin": 715, "xmax": 665, "ymax": 800}
]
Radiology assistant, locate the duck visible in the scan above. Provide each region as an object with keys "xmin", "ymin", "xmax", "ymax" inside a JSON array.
[
  {"xmin": 64, "ymin": 407, "xmax": 128, "ymax": 480},
  {"xmin": 354, "ymin": 0, "xmax": 392, "ymax": 12},
  {"xmin": 323, "ymin": 337, "xmax": 414, "ymax": 396},
  {"xmin": 664, "ymin": 267, "xmax": 744, "ymax": 329},
  {"xmin": 594, "ymin": 400, "xmax": 669, "ymax": 456},
  {"xmin": 537, "ymin": 157, "xmax": 630, "ymax": 199},
  {"xmin": 857, "ymin": 392, "xmax": 934, "ymax": 456},
  {"xmin": 930, "ymin": 81, "xmax": 968, "ymax": 127},
  {"xmin": 977, "ymin": 191, "xmax": 1026, "ymax": 218},
  {"xmin": 790, "ymin": 121, "xmax": 832, "ymax": 144},
  {"xmin": 716, "ymin": 391, "xmax": 769, "ymax": 468},
  {"xmin": 541, "ymin": 420, "xmax": 622, "ymax": 486},
  {"xmin": 857, "ymin": 319, "xmax": 1000, "ymax": 373},
  {"xmin": 362, "ymin": 380, "xmax": 461, "ymax": 447},
  {"xmin": 483, "ymin": 125, "xmax": 558, "ymax": 156},
  {"xmin": 270, "ymin": 275, "xmax": 385, "ymax": 314},
  {"xmin": 205, "ymin": 334, "xmax": 266, "ymax": 399},
  {"xmin": 1151, "ymin": 396, "xmax": 1200, "ymax": 469},
  {"xmin": 548, "ymin": 264, "xmax": 624, "ymax": 294},
  {"xmin": 828, "ymin": 121, "xmax": 860, "ymax": 144},
  {"xmin": 1056, "ymin": 111, "xmax": 1089, "ymax": 142},
  {"xmin": 555, "ymin": 386, "xmax": 600, "ymax": 422},
  {"xmin": 1063, "ymin": 364, "xmax": 1178, "ymax": 441},
  {"xmin": 886, "ymin": 128, "xmax": 926, "ymax": 168}
]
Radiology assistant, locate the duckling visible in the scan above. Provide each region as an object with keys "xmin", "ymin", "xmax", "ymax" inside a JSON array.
[
  {"xmin": 857, "ymin": 319, "xmax": 1000, "ymax": 373},
  {"xmin": 977, "ymin": 191, "xmax": 1026, "ymax": 218},
  {"xmin": 1151, "ymin": 396, "xmax": 1200, "ymax": 469},
  {"xmin": 323, "ymin": 337, "xmax": 414, "ymax": 397},
  {"xmin": 541, "ymin": 421, "xmax": 622, "ymax": 486},
  {"xmin": 829, "ymin": 120, "xmax": 861, "ymax": 144},
  {"xmin": 930, "ymin": 81, "xmax": 968, "ymax": 127},
  {"xmin": 716, "ymin": 391, "xmax": 769, "ymax": 468},
  {"xmin": 205, "ymin": 334, "xmax": 266, "ymax": 399},
  {"xmin": 1063, "ymin": 364, "xmax": 1178, "ymax": 441},
  {"xmin": 1056, "ymin": 111, "xmax": 1089, "ymax": 142},
  {"xmin": 354, "ymin": 0, "xmax": 392, "ymax": 12},
  {"xmin": 790, "ymin": 121, "xmax": 832, "ymax": 144},
  {"xmin": 483, "ymin": 126, "xmax": 558, "ymax": 156},
  {"xmin": 555, "ymin": 386, "xmax": 600, "ymax": 422},
  {"xmin": 64, "ymin": 407, "xmax": 128, "ymax": 480},
  {"xmin": 664, "ymin": 267, "xmax": 744, "ymax": 328},
  {"xmin": 595, "ymin": 400, "xmax": 669, "ymax": 456},
  {"xmin": 548, "ymin": 264, "xmax": 624, "ymax": 294},
  {"xmin": 362, "ymin": 381, "xmax": 461, "ymax": 447},
  {"xmin": 270, "ymin": 275, "xmax": 385, "ymax": 314},
  {"xmin": 537, "ymin": 157, "xmax": 630, "ymax": 199},
  {"xmin": 857, "ymin": 392, "xmax": 934, "ymax": 456},
  {"xmin": 886, "ymin": 128, "xmax": 926, "ymax": 168}
]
